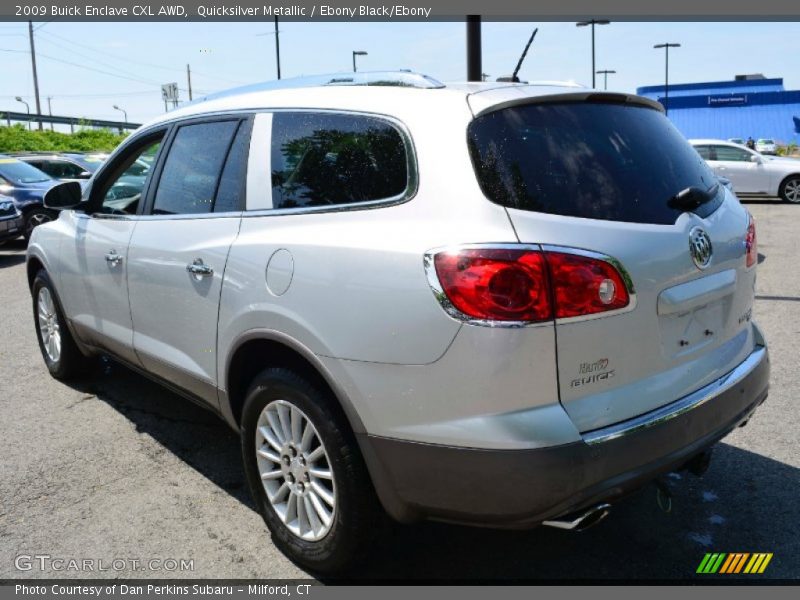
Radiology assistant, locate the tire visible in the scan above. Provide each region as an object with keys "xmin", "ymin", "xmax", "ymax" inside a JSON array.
[
  {"xmin": 23, "ymin": 207, "xmax": 55, "ymax": 242},
  {"xmin": 32, "ymin": 270, "xmax": 92, "ymax": 380},
  {"xmin": 779, "ymin": 176, "xmax": 800, "ymax": 203},
  {"xmin": 241, "ymin": 368, "xmax": 383, "ymax": 574}
]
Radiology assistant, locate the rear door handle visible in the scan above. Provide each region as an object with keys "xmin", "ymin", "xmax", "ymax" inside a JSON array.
[
  {"xmin": 105, "ymin": 250, "xmax": 123, "ymax": 266},
  {"xmin": 186, "ymin": 258, "xmax": 213, "ymax": 277}
]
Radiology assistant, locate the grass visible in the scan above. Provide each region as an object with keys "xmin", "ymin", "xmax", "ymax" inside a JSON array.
[{"xmin": 0, "ymin": 124, "xmax": 127, "ymax": 153}]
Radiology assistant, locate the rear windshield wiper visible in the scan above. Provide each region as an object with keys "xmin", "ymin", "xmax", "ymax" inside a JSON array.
[{"xmin": 668, "ymin": 184, "xmax": 719, "ymax": 212}]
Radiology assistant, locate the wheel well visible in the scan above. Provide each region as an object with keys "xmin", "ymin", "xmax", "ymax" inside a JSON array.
[
  {"xmin": 226, "ymin": 338, "xmax": 347, "ymax": 429},
  {"xmin": 27, "ymin": 257, "xmax": 45, "ymax": 290}
]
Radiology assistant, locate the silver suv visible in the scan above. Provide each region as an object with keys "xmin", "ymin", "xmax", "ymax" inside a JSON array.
[{"xmin": 27, "ymin": 72, "xmax": 769, "ymax": 573}]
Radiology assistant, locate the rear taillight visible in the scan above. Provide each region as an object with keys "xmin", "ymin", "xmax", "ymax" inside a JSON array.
[
  {"xmin": 545, "ymin": 251, "xmax": 630, "ymax": 318},
  {"xmin": 745, "ymin": 214, "xmax": 757, "ymax": 268},
  {"xmin": 433, "ymin": 248, "xmax": 552, "ymax": 322},
  {"xmin": 429, "ymin": 246, "xmax": 631, "ymax": 324}
]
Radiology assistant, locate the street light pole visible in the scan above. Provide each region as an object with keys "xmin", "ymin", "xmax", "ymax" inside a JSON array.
[
  {"xmin": 576, "ymin": 19, "xmax": 610, "ymax": 89},
  {"xmin": 274, "ymin": 16, "xmax": 281, "ymax": 80},
  {"xmin": 352, "ymin": 50, "xmax": 367, "ymax": 73},
  {"xmin": 466, "ymin": 15, "xmax": 482, "ymax": 82},
  {"xmin": 596, "ymin": 69, "xmax": 616, "ymax": 90},
  {"xmin": 112, "ymin": 104, "xmax": 128, "ymax": 123},
  {"xmin": 653, "ymin": 43, "xmax": 681, "ymax": 115},
  {"xmin": 15, "ymin": 96, "xmax": 31, "ymax": 131}
]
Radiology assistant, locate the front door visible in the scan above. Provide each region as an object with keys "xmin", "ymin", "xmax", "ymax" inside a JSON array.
[
  {"xmin": 126, "ymin": 117, "xmax": 250, "ymax": 405},
  {"xmin": 710, "ymin": 144, "xmax": 769, "ymax": 193},
  {"xmin": 58, "ymin": 132, "xmax": 166, "ymax": 363}
]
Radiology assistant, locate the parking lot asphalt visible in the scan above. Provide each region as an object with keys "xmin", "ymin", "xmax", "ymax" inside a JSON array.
[{"xmin": 1, "ymin": 198, "xmax": 798, "ymax": 581}]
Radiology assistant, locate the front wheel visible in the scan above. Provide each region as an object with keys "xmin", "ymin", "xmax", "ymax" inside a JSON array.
[
  {"xmin": 241, "ymin": 368, "xmax": 383, "ymax": 574},
  {"xmin": 779, "ymin": 176, "xmax": 800, "ymax": 203},
  {"xmin": 32, "ymin": 270, "xmax": 92, "ymax": 379}
]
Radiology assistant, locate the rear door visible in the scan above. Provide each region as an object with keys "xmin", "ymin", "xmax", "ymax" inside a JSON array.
[
  {"xmin": 466, "ymin": 98, "xmax": 757, "ymax": 431},
  {"xmin": 126, "ymin": 116, "xmax": 250, "ymax": 405}
]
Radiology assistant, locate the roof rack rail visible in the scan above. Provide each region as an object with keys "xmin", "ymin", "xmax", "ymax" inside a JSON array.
[{"xmin": 200, "ymin": 70, "xmax": 445, "ymax": 102}]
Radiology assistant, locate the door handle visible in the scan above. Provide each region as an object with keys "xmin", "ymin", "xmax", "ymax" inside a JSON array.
[
  {"xmin": 186, "ymin": 259, "xmax": 213, "ymax": 277},
  {"xmin": 105, "ymin": 250, "xmax": 123, "ymax": 266}
]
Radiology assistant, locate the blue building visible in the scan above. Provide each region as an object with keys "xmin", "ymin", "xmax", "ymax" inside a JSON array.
[{"xmin": 637, "ymin": 75, "xmax": 800, "ymax": 144}]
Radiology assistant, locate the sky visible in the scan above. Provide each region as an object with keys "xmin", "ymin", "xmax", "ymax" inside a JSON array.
[{"xmin": 1, "ymin": 20, "xmax": 799, "ymax": 126}]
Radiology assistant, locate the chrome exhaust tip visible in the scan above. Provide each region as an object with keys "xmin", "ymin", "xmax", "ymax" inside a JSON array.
[{"xmin": 541, "ymin": 503, "xmax": 611, "ymax": 532}]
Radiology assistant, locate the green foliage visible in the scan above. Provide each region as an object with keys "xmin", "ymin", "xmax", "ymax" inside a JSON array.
[{"xmin": 0, "ymin": 124, "xmax": 128, "ymax": 153}]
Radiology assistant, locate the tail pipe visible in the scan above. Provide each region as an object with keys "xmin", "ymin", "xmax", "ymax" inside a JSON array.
[{"xmin": 541, "ymin": 503, "xmax": 611, "ymax": 532}]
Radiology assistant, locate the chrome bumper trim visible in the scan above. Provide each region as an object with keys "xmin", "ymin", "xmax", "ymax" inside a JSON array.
[{"xmin": 582, "ymin": 345, "xmax": 767, "ymax": 445}]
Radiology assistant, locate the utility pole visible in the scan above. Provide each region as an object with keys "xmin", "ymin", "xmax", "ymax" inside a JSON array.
[
  {"xmin": 186, "ymin": 64, "xmax": 193, "ymax": 101},
  {"xmin": 466, "ymin": 16, "xmax": 482, "ymax": 82},
  {"xmin": 576, "ymin": 20, "xmax": 610, "ymax": 89},
  {"xmin": 654, "ymin": 43, "xmax": 680, "ymax": 115},
  {"xmin": 28, "ymin": 21, "xmax": 43, "ymax": 130},
  {"xmin": 596, "ymin": 69, "xmax": 616, "ymax": 90},
  {"xmin": 47, "ymin": 96, "xmax": 53, "ymax": 131},
  {"xmin": 274, "ymin": 16, "xmax": 281, "ymax": 80}
]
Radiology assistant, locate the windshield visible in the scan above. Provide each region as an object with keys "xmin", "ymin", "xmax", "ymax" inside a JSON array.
[
  {"xmin": 0, "ymin": 158, "xmax": 52, "ymax": 185},
  {"xmin": 758, "ymin": 139, "xmax": 774, "ymax": 144},
  {"xmin": 467, "ymin": 102, "xmax": 721, "ymax": 225}
]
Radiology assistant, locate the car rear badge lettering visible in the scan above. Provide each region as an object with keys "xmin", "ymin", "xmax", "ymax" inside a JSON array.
[{"xmin": 572, "ymin": 358, "xmax": 615, "ymax": 388}]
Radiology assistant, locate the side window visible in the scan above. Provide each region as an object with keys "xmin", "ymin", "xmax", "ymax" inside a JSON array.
[
  {"xmin": 49, "ymin": 160, "xmax": 84, "ymax": 179},
  {"xmin": 270, "ymin": 112, "xmax": 408, "ymax": 210},
  {"xmin": 714, "ymin": 145, "xmax": 751, "ymax": 162},
  {"xmin": 214, "ymin": 122, "xmax": 250, "ymax": 213},
  {"xmin": 97, "ymin": 135, "xmax": 164, "ymax": 215},
  {"xmin": 152, "ymin": 120, "xmax": 238, "ymax": 215},
  {"xmin": 694, "ymin": 145, "xmax": 711, "ymax": 160}
]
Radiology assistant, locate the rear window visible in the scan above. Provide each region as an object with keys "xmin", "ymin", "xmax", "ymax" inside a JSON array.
[{"xmin": 467, "ymin": 102, "xmax": 721, "ymax": 225}]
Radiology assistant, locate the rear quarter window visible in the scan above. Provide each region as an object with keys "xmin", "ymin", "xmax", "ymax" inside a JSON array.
[
  {"xmin": 467, "ymin": 102, "xmax": 721, "ymax": 225},
  {"xmin": 270, "ymin": 112, "xmax": 408, "ymax": 210}
]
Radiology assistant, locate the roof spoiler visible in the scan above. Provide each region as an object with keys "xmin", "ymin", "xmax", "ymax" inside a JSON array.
[{"xmin": 471, "ymin": 91, "xmax": 665, "ymax": 118}]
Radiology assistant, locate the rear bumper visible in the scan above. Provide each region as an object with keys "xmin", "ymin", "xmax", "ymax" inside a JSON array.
[
  {"xmin": 360, "ymin": 343, "xmax": 769, "ymax": 526},
  {"xmin": 0, "ymin": 216, "xmax": 24, "ymax": 242}
]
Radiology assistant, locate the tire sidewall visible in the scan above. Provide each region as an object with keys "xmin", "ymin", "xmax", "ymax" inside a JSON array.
[
  {"xmin": 241, "ymin": 369, "xmax": 370, "ymax": 573},
  {"xmin": 24, "ymin": 207, "xmax": 54, "ymax": 241}
]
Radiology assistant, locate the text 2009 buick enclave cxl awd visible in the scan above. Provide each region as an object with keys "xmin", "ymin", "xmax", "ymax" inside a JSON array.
[{"xmin": 27, "ymin": 72, "xmax": 769, "ymax": 573}]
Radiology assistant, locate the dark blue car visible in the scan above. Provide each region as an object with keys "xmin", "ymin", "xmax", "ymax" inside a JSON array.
[{"xmin": 0, "ymin": 155, "xmax": 57, "ymax": 241}]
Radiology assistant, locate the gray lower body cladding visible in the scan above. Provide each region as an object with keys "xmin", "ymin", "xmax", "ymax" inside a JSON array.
[{"xmin": 359, "ymin": 346, "xmax": 770, "ymax": 527}]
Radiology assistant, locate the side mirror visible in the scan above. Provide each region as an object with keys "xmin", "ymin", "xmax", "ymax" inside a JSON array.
[
  {"xmin": 750, "ymin": 155, "xmax": 763, "ymax": 164},
  {"xmin": 43, "ymin": 181, "xmax": 83, "ymax": 210}
]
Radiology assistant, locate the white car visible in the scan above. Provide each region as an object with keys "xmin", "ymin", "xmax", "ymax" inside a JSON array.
[
  {"xmin": 690, "ymin": 139, "xmax": 800, "ymax": 203},
  {"xmin": 755, "ymin": 138, "xmax": 777, "ymax": 155}
]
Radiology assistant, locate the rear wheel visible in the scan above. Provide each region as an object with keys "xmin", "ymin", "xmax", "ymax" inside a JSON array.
[
  {"xmin": 24, "ymin": 207, "xmax": 55, "ymax": 241},
  {"xmin": 779, "ymin": 176, "xmax": 800, "ymax": 203},
  {"xmin": 241, "ymin": 368, "xmax": 383, "ymax": 574},
  {"xmin": 32, "ymin": 270, "xmax": 92, "ymax": 379}
]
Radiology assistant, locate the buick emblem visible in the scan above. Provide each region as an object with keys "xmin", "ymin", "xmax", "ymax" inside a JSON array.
[{"xmin": 689, "ymin": 227, "xmax": 713, "ymax": 269}]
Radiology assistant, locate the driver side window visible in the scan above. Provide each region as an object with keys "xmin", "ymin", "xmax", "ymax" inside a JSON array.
[{"xmin": 97, "ymin": 135, "xmax": 163, "ymax": 215}]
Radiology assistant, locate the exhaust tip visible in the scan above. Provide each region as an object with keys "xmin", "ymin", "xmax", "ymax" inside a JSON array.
[{"xmin": 542, "ymin": 503, "xmax": 611, "ymax": 532}]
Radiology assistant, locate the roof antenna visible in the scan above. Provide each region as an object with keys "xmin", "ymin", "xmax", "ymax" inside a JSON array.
[{"xmin": 497, "ymin": 28, "xmax": 538, "ymax": 83}]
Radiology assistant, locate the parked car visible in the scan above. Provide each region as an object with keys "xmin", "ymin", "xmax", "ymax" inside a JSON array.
[
  {"xmin": 728, "ymin": 137, "xmax": 744, "ymax": 145},
  {"xmin": 755, "ymin": 138, "xmax": 778, "ymax": 155},
  {"xmin": 13, "ymin": 153, "xmax": 105, "ymax": 182},
  {"xmin": 0, "ymin": 156, "xmax": 57, "ymax": 240},
  {"xmin": 0, "ymin": 195, "xmax": 24, "ymax": 244},
  {"xmin": 690, "ymin": 139, "xmax": 800, "ymax": 202},
  {"xmin": 28, "ymin": 72, "xmax": 769, "ymax": 573}
]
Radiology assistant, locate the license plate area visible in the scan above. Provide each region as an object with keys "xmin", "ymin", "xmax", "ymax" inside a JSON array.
[{"xmin": 659, "ymin": 300, "xmax": 728, "ymax": 359}]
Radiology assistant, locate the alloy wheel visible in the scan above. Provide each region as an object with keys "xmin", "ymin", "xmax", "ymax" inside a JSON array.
[
  {"xmin": 37, "ymin": 287, "xmax": 61, "ymax": 363},
  {"xmin": 255, "ymin": 400, "xmax": 337, "ymax": 541},
  {"xmin": 784, "ymin": 179, "xmax": 800, "ymax": 203}
]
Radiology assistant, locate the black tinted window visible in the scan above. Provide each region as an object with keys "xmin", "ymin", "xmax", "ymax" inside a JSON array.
[
  {"xmin": 468, "ymin": 103, "xmax": 720, "ymax": 225},
  {"xmin": 271, "ymin": 112, "xmax": 407, "ymax": 209},
  {"xmin": 214, "ymin": 122, "xmax": 249, "ymax": 212},
  {"xmin": 714, "ymin": 145, "xmax": 752, "ymax": 162},
  {"xmin": 153, "ymin": 121, "xmax": 238, "ymax": 215}
]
